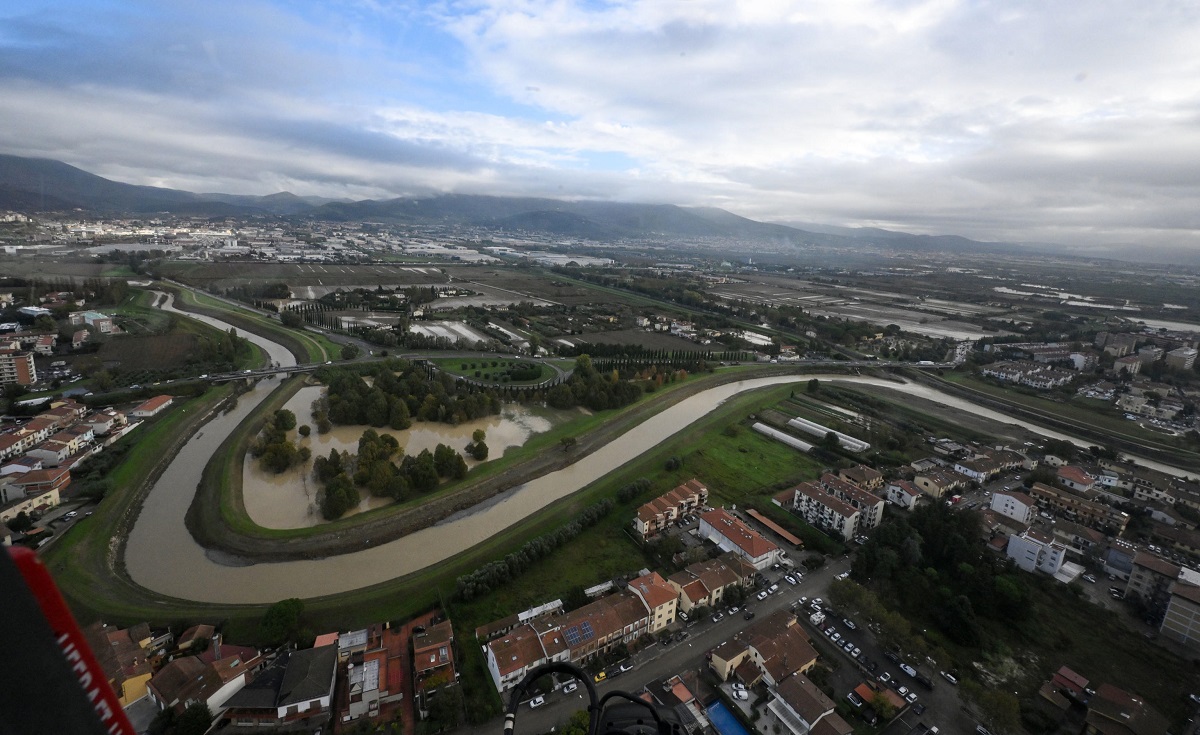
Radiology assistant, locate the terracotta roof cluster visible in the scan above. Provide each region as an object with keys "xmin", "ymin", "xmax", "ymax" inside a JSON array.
[
  {"xmin": 635, "ymin": 478, "xmax": 708, "ymax": 529},
  {"xmin": 1057, "ymin": 465, "xmax": 1095, "ymax": 487},
  {"xmin": 1085, "ymin": 683, "xmax": 1169, "ymax": 735},
  {"xmin": 627, "ymin": 571, "xmax": 677, "ymax": 610},
  {"xmin": 667, "ymin": 554, "xmax": 753, "ymax": 606},
  {"xmin": 818, "ymin": 473, "xmax": 885, "ymax": 509},
  {"xmin": 700, "ymin": 508, "xmax": 778, "ymax": 559}
]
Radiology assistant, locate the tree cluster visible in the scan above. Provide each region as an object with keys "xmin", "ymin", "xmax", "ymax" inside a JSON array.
[
  {"xmin": 249, "ymin": 409, "xmax": 310, "ymax": 474},
  {"xmin": 316, "ymin": 361, "xmax": 501, "ymax": 428},
  {"xmin": 851, "ymin": 502, "xmax": 1031, "ymax": 647},
  {"xmin": 545, "ymin": 355, "xmax": 643, "ymax": 411},
  {"xmin": 454, "ymin": 499, "xmax": 614, "ymax": 601},
  {"xmin": 312, "ymin": 429, "xmax": 469, "ymax": 519}
]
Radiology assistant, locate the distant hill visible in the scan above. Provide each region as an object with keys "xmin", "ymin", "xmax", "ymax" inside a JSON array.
[{"xmin": 0, "ymin": 153, "xmax": 1036, "ymax": 255}]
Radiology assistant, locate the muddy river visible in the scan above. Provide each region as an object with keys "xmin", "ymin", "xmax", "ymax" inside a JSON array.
[{"xmin": 124, "ymin": 297, "xmax": 1196, "ymax": 603}]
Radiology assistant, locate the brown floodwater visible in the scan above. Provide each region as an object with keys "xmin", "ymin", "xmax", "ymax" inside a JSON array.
[{"xmin": 242, "ymin": 386, "xmax": 554, "ymax": 528}]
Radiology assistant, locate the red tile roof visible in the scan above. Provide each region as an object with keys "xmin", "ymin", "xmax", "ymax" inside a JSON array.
[{"xmin": 700, "ymin": 508, "xmax": 778, "ymax": 559}]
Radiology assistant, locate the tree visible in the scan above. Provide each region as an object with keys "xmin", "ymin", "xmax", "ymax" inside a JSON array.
[
  {"xmin": 976, "ymin": 688, "xmax": 1021, "ymax": 734},
  {"xmin": 807, "ymin": 378, "xmax": 820, "ymax": 394},
  {"xmin": 174, "ymin": 703, "xmax": 213, "ymax": 735},
  {"xmin": 280, "ymin": 310, "xmax": 304, "ymax": 328},
  {"xmin": 273, "ymin": 409, "xmax": 297, "ymax": 431},
  {"xmin": 426, "ymin": 684, "xmax": 464, "ymax": 731},
  {"xmin": 298, "ymin": 424, "xmax": 311, "ymax": 437},
  {"xmin": 822, "ymin": 431, "xmax": 840, "ymax": 449},
  {"xmin": 341, "ymin": 343, "xmax": 361, "ymax": 360},
  {"xmin": 560, "ymin": 436, "xmax": 577, "ymax": 451},
  {"xmin": 260, "ymin": 598, "xmax": 304, "ymax": 646},
  {"xmin": 33, "ymin": 314, "xmax": 58, "ymax": 333},
  {"xmin": 8, "ymin": 511, "xmax": 32, "ymax": 532}
]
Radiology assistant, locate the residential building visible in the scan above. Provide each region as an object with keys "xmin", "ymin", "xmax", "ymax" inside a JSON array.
[
  {"xmin": 782, "ymin": 481, "xmax": 859, "ymax": 542},
  {"xmin": 768, "ymin": 674, "xmax": 854, "ymax": 735},
  {"xmin": 627, "ymin": 572, "xmax": 678, "ymax": 633},
  {"xmin": 698, "ymin": 508, "xmax": 781, "ymax": 569},
  {"xmin": 69, "ymin": 310, "xmax": 115, "ymax": 334},
  {"xmin": 82, "ymin": 622, "xmax": 155, "ymax": 707},
  {"xmin": 884, "ymin": 480, "xmax": 921, "ymax": 511},
  {"xmin": 1051, "ymin": 665, "xmax": 1089, "ymax": 699},
  {"xmin": 1125, "ymin": 552, "xmax": 1181, "ymax": 623},
  {"xmin": 0, "ymin": 485, "xmax": 62, "ymax": 523},
  {"xmin": 1113, "ymin": 355, "xmax": 1142, "ymax": 375},
  {"xmin": 131, "ymin": 395, "xmax": 174, "ymax": 419},
  {"xmin": 953, "ymin": 456, "xmax": 1002, "ymax": 483},
  {"xmin": 838, "ymin": 464, "xmax": 883, "ymax": 492},
  {"xmin": 413, "ymin": 621, "xmax": 457, "ymax": 701},
  {"xmin": 1029, "ymin": 482, "xmax": 1129, "ymax": 534},
  {"xmin": 147, "ymin": 640, "xmax": 263, "ymax": 716},
  {"xmin": 990, "ymin": 490, "xmax": 1036, "ymax": 525},
  {"xmin": 666, "ymin": 554, "xmax": 754, "ymax": 613},
  {"xmin": 1050, "ymin": 519, "xmax": 1106, "ymax": 561},
  {"xmin": 709, "ymin": 611, "xmax": 818, "ymax": 687},
  {"xmin": 221, "ymin": 644, "xmax": 338, "ymax": 729},
  {"xmin": 1056, "ymin": 466, "xmax": 1095, "ymax": 493},
  {"xmin": 482, "ymin": 590, "xmax": 650, "ymax": 693},
  {"xmin": 1007, "ymin": 529, "xmax": 1067, "ymax": 575},
  {"xmin": 632, "ymin": 478, "xmax": 708, "ymax": 539},
  {"xmin": 1161, "ymin": 577, "xmax": 1200, "ymax": 650},
  {"xmin": 913, "ymin": 467, "xmax": 967, "ymax": 498},
  {"xmin": 1083, "ymin": 684, "xmax": 1169, "ymax": 735},
  {"xmin": 0, "ymin": 348, "xmax": 36, "ymax": 385},
  {"xmin": 816, "ymin": 473, "xmax": 886, "ymax": 530},
  {"xmin": 1166, "ymin": 347, "xmax": 1198, "ymax": 371}
]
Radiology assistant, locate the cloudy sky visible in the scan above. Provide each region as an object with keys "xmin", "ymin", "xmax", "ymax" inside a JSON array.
[{"xmin": 3, "ymin": 0, "xmax": 1200, "ymax": 250}]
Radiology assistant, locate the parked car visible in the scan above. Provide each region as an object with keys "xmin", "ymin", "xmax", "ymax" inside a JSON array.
[
  {"xmin": 711, "ymin": 612, "xmax": 724, "ymax": 623},
  {"xmin": 768, "ymin": 584, "xmax": 779, "ymax": 594},
  {"xmin": 619, "ymin": 662, "xmax": 634, "ymax": 673},
  {"xmin": 733, "ymin": 690, "xmax": 749, "ymax": 701},
  {"xmin": 784, "ymin": 575, "xmax": 797, "ymax": 585},
  {"xmin": 900, "ymin": 663, "xmax": 917, "ymax": 677},
  {"xmin": 847, "ymin": 692, "xmax": 864, "ymax": 707},
  {"xmin": 563, "ymin": 682, "xmax": 578, "ymax": 694},
  {"xmin": 594, "ymin": 671, "xmax": 606, "ymax": 683},
  {"xmin": 836, "ymin": 571, "xmax": 850, "ymax": 581},
  {"xmin": 906, "ymin": 692, "xmax": 918, "ymax": 704},
  {"xmin": 744, "ymin": 611, "xmax": 755, "ymax": 620},
  {"xmin": 912, "ymin": 703, "xmax": 926, "ymax": 715},
  {"xmin": 530, "ymin": 696, "xmax": 545, "ymax": 708},
  {"xmin": 878, "ymin": 672, "xmax": 892, "ymax": 684},
  {"xmin": 757, "ymin": 590, "xmax": 769, "ymax": 601},
  {"xmin": 940, "ymin": 671, "xmax": 958, "ymax": 685},
  {"xmin": 732, "ymin": 682, "xmax": 746, "ymax": 692},
  {"xmin": 1082, "ymin": 574, "xmax": 1097, "ymax": 584},
  {"xmin": 843, "ymin": 618, "xmax": 857, "ymax": 630}
]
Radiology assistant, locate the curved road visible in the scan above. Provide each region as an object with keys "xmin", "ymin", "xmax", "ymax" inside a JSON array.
[{"xmin": 123, "ymin": 297, "xmax": 1193, "ymax": 605}]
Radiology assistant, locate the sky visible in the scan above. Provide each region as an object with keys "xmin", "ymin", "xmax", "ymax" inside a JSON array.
[{"xmin": 3, "ymin": 0, "xmax": 1200, "ymax": 252}]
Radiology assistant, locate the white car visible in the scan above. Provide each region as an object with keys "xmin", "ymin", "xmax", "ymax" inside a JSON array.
[
  {"xmin": 836, "ymin": 571, "xmax": 850, "ymax": 581},
  {"xmin": 563, "ymin": 682, "xmax": 578, "ymax": 694},
  {"xmin": 529, "ymin": 696, "xmax": 545, "ymax": 708},
  {"xmin": 940, "ymin": 671, "xmax": 958, "ymax": 685},
  {"xmin": 732, "ymin": 682, "xmax": 746, "ymax": 692},
  {"xmin": 768, "ymin": 584, "xmax": 779, "ymax": 594},
  {"xmin": 906, "ymin": 692, "xmax": 918, "ymax": 704},
  {"xmin": 784, "ymin": 575, "xmax": 797, "ymax": 585},
  {"xmin": 757, "ymin": 591, "xmax": 769, "ymax": 601},
  {"xmin": 878, "ymin": 672, "xmax": 892, "ymax": 684},
  {"xmin": 900, "ymin": 664, "xmax": 917, "ymax": 677},
  {"xmin": 733, "ymin": 690, "xmax": 749, "ymax": 701}
]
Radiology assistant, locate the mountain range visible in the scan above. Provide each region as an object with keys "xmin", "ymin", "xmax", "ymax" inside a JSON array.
[{"xmin": 0, "ymin": 153, "xmax": 1060, "ymax": 258}]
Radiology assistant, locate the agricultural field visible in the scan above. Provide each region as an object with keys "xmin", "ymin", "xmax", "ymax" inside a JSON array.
[
  {"xmin": 161, "ymin": 261, "xmax": 449, "ymax": 293},
  {"xmin": 561, "ymin": 328, "xmax": 710, "ymax": 353},
  {"xmin": 443, "ymin": 266, "xmax": 636, "ymax": 307}
]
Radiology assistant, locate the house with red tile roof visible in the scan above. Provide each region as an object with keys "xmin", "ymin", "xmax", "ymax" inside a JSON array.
[
  {"xmin": 131, "ymin": 395, "xmax": 174, "ymax": 419},
  {"xmin": 627, "ymin": 571, "xmax": 678, "ymax": 632},
  {"xmin": 838, "ymin": 464, "xmax": 883, "ymax": 491},
  {"xmin": 1084, "ymin": 683, "xmax": 1168, "ymax": 735},
  {"xmin": 884, "ymin": 480, "xmax": 922, "ymax": 511},
  {"xmin": 698, "ymin": 508, "xmax": 780, "ymax": 569},
  {"xmin": 632, "ymin": 478, "xmax": 708, "ymax": 539},
  {"xmin": 1057, "ymin": 465, "xmax": 1096, "ymax": 493},
  {"xmin": 666, "ymin": 553, "xmax": 754, "ymax": 612},
  {"xmin": 413, "ymin": 620, "xmax": 456, "ymax": 696},
  {"xmin": 769, "ymin": 674, "xmax": 853, "ymax": 735}
]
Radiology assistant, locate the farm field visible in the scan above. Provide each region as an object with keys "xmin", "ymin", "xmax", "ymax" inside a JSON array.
[
  {"xmin": 561, "ymin": 328, "xmax": 711, "ymax": 352},
  {"xmin": 162, "ymin": 261, "xmax": 449, "ymax": 292}
]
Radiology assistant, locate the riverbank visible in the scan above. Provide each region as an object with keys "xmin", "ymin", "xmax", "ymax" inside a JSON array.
[{"xmin": 187, "ymin": 364, "xmax": 862, "ymax": 562}]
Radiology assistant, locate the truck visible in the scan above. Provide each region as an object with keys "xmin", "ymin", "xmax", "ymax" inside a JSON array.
[{"xmin": 809, "ymin": 611, "xmax": 826, "ymax": 626}]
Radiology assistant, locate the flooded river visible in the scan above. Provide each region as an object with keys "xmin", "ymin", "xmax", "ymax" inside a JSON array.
[{"xmin": 124, "ymin": 297, "xmax": 1196, "ymax": 603}]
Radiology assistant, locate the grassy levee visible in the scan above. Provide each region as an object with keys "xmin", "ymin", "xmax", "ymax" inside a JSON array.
[
  {"xmin": 162, "ymin": 284, "xmax": 336, "ymax": 364},
  {"xmin": 916, "ymin": 369, "xmax": 1200, "ymax": 471},
  {"xmin": 40, "ymin": 385, "xmax": 253, "ymax": 626},
  {"xmin": 188, "ymin": 363, "xmax": 822, "ymax": 559}
]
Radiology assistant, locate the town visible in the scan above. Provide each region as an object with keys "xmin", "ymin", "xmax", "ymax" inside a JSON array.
[{"xmin": 3, "ymin": 211, "xmax": 1200, "ymax": 735}]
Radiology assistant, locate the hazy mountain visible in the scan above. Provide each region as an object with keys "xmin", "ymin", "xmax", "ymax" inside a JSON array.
[{"xmin": 0, "ymin": 153, "xmax": 1040, "ymax": 255}]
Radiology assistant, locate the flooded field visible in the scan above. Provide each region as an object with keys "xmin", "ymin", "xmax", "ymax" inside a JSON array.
[{"xmin": 242, "ymin": 386, "xmax": 555, "ymax": 528}]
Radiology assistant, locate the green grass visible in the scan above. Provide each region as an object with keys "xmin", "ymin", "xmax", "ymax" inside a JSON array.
[
  {"xmin": 430, "ymin": 356, "xmax": 552, "ymax": 385},
  {"xmin": 170, "ymin": 287, "xmax": 339, "ymax": 363}
]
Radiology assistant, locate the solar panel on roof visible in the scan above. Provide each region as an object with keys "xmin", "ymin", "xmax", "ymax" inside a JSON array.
[
  {"xmin": 564, "ymin": 626, "xmax": 582, "ymax": 646},
  {"xmin": 580, "ymin": 621, "xmax": 595, "ymax": 641}
]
